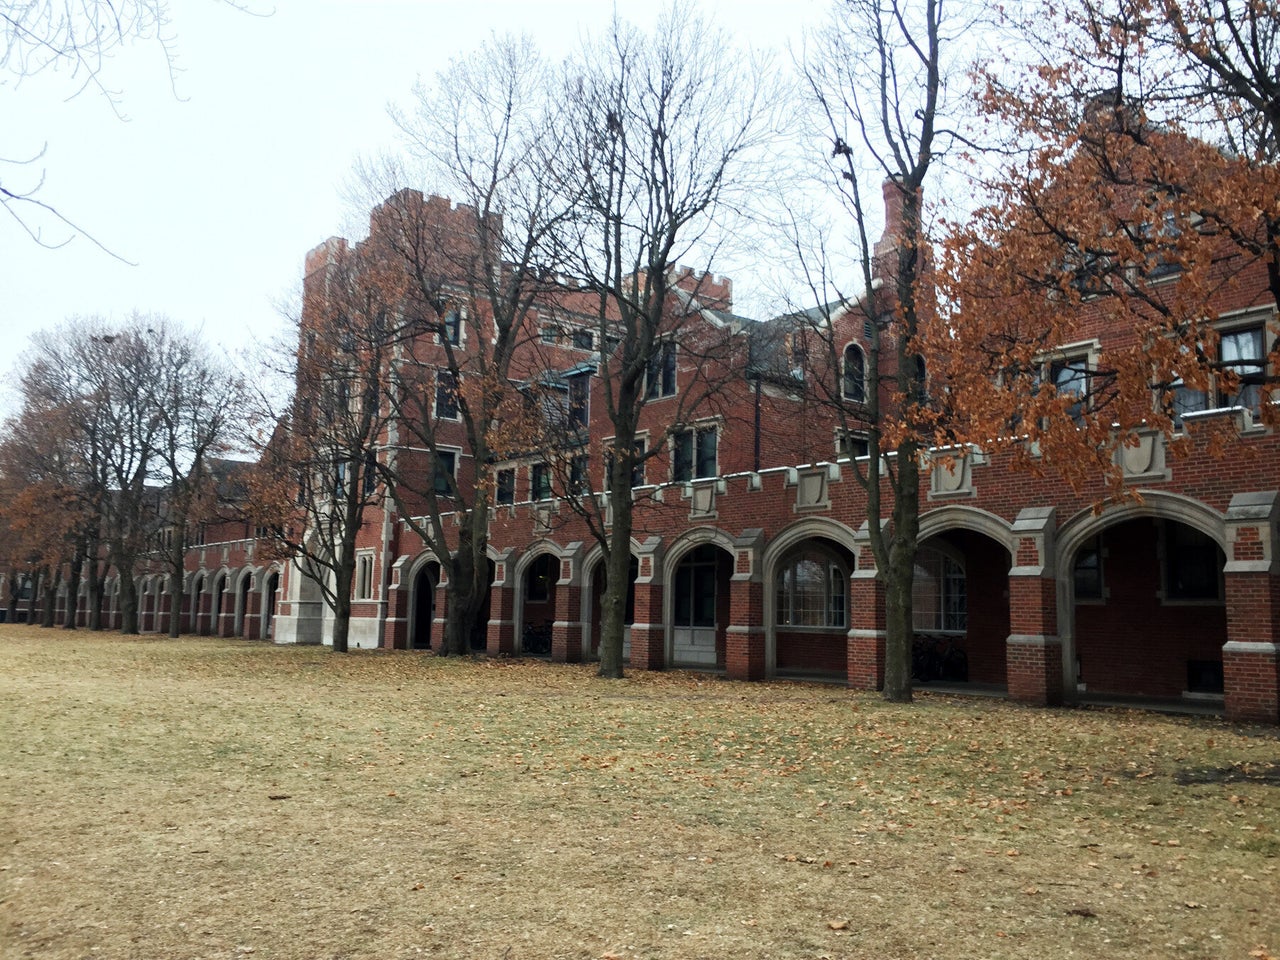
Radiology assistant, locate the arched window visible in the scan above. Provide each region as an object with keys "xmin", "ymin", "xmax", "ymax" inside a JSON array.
[
  {"xmin": 842, "ymin": 344, "xmax": 866, "ymax": 403},
  {"xmin": 912, "ymin": 548, "xmax": 966, "ymax": 632},
  {"xmin": 776, "ymin": 549, "xmax": 847, "ymax": 628}
]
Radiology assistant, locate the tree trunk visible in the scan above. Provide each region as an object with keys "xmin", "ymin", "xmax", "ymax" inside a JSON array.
[
  {"xmin": 119, "ymin": 575, "xmax": 139, "ymax": 635},
  {"xmin": 169, "ymin": 544, "xmax": 185, "ymax": 638},
  {"xmin": 331, "ymin": 603, "xmax": 350, "ymax": 653},
  {"xmin": 882, "ymin": 442, "xmax": 922, "ymax": 703},
  {"xmin": 64, "ymin": 551, "xmax": 83, "ymax": 630},
  {"xmin": 41, "ymin": 568, "xmax": 58, "ymax": 628},
  {"xmin": 597, "ymin": 488, "xmax": 634, "ymax": 679},
  {"xmin": 882, "ymin": 556, "xmax": 915, "ymax": 702}
]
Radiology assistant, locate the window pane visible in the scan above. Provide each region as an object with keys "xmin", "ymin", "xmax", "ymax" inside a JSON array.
[
  {"xmin": 843, "ymin": 345, "xmax": 865, "ymax": 402},
  {"xmin": 673, "ymin": 430, "xmax": 693, "ymax": 482},
  {"xmin": 496, "ymin": 468, "xmax": 515, "ymax": 505},
  {"xmin": 790, "ymin": 558, "xmax": 826, "ymax": 626},
  {"xmin": 695, "ymin": 427, "xmax": 717, "ymax": 479},
  {"xmin": 1220, "ymin": 327, "xmax": 1265, "ymax": 411}
]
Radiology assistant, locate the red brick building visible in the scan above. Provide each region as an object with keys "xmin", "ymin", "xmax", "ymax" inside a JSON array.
[{"xmin": 212, "ymin": 181, "xmax": 1279, "ymax": 724}]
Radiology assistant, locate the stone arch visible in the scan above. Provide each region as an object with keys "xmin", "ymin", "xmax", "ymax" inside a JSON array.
[
  {"xmin": 582, "ymin": 539, "xmax": 646, "ymax": 662},
  {"xmin": 918, "ymin": 504, "xmax": 1017, "ymax": 556},
  {"xmin": 260, "ymin": 564, "xmax": 282, "ymax": 641},
  {"xmin": 406, "ymin": 550, "xmax": 445, "ymax": 651},
  {"xmin": 763, "ymin": 517, "xmax": 860, "ymax": 678},
  {"xmin": 1057, "ymin": 491, "xmax": 1228, "ymax": 701},
  {"xmin": 513, "ymin": 540, "xmax": 564, "ymax": 656},
  {"xmin": 232, "ymin": 566, "xmax": 259, "ymax": 638},
  {"xmin": 209, "ymin": 567, "xmax": 231, "ymax": 637},
  {"xmin": 664, "ymin": 526, "xmax": 737, "ymax": 670},
  {"xmin": 913, "ymin": 505, "xmax": 1018, "ymax": 687},
  {"xmin": 1058, "ymin": 490, "xmax": 1227, "ymax": 564}
]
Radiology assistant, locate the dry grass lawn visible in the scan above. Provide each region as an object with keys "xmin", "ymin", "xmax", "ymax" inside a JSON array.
[{"xmin": 1, "ymin": 625, "xmax": 1278, "ymax": 960}]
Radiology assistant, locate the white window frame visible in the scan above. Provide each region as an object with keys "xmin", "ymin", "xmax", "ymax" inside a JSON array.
[
  {"xmin": 355, "ymin": 551, "xmax": 375, "ymax": 600},
  {"xmin": 671, "ymin": 421, "xmax": 718, "ymax": 483}
]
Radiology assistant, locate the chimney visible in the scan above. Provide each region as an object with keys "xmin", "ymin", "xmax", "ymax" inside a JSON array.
[{"xmin": 873, "ymin": 177, "xmax": 905, "ymax": 261}]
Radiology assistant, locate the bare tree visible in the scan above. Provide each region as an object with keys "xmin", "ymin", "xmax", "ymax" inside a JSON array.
[
  {"xmin": 15, "ymin": 315, "xmax": 214, "ymax": 633},
  {"xmin": 790, "ymin": 0, "xmax": 971, "ymax": 701},
  {"xmin": 548, "ymin": 6, "xmax": 773, "ymax": 678},
  {"xmin": 357, "ymin": 35, "xmax": 571, "ymax": 657},
  {"xmin": 2, "ymin": 1, "xmax": 258, "ymax": 249},
  {"xmin": 147, "ymin": 326, "xmax": 247, "ymax": 637},
  {"xmin": 248, "ymin": 246, "xmax": 401, "ymax": 653}
]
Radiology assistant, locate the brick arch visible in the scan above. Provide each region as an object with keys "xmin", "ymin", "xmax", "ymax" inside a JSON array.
[
  {"xmin": 1057, "ymin": 491, "xmax": 1228, "ymax": 702},
  {"xmin": 513, "ymin": 540, "xmax": 564, "ymax": 655},
  {"xmin": 763, "ymin": 517, "xmax": 860, "ymax": 678},
  {"xmin": 661, "ymin": 526, "xmax": 736, "ymax": 583},
  {"xmin": 581, "ymin": 540, "xmax": 649, "ymax": 662},
  {"xmin": 918, "ymin": 505, "xmax": 1016, "ymax": 558},
  {"xmin": 1058, "ymin": 491, "xmax": 1226, "ymax": 567},
  {"xmin": 663, "ymin": 527, "xmax": 736, "ymax": 670}
]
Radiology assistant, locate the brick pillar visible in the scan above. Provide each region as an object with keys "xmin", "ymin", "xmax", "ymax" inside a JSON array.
[
  {"xmin": 1223, "ymin": 492, "xmax": 1280, "ymax": 723},
  {"xmin": 629, "ymin": 541, "xmax": 666, "ymax": 671},
  {"xmin": 726, "ymin": 529, "xmax": 765, "ymax": 681},
  {"xmin": 1006, "ymin": 507, "xmax": 1062, "ymax": 706},
  {"xmin": 383, "ymin": 556, "xmax": 411, "ymax": 650},
  {"xmin": 550, "ymin": 543, "xmax": 584, "ymax": 663},
  {"xmin": 433, "ymin": 569, "xmax": 449, "ymax": 648},
  {"xmin": 848, "ymin": 522, "xmax": 885, "ymax": 690},
  {"xmin": 243, "ymin": 576, "xmax": 262, "ymax": 640}
]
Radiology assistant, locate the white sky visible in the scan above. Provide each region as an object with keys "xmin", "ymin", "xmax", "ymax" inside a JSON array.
[{"xmin": 1, "ymin": 0, "xmax": 830, "ymax": 415}]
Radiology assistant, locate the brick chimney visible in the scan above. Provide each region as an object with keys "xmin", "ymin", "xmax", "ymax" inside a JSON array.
[{"xmin": 873, "ymin": 177, "xmax": 906, "ymax": 261}]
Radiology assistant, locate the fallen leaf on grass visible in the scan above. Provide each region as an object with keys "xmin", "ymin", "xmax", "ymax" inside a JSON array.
[
  {"xmin": 267, "ymin": 794, "xmax": 291, "ymax": 801},
  {"xmin": 827, "ymin": 919, "xmax": 849, "ymax": 930}
]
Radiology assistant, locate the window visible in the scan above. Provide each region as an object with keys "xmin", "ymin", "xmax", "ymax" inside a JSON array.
[
  {"xmin": 1166, "ymin": 322, "xmax": 1269, "ymax": 424},
  {"xmin": 433, "ymin": 450, "xmax": 457, "ymax": 496},
  {"xmin": 1164, "ymin": 522, "xmax": 1223, "ymax": 601},
  {"xmin": 1220, "ymin": 326, "xmax": 1266, "ymax": 412},
  {"xmin": 842, "ymin": 344, "xmax": 866, "ymax": 403},
  {"xmin": 531, "ymin": 462, "xmax": 552, "ymax": 501},
  {"xmin": 673, "ymin": 425, "xmax": 717, "ymax": 482},
  {"xmin": 440, "ymin": 307, "xmax": 462, "ymax": 346},
  {"xmin": 836, "ymin": 430, "xmax": 869, "ymax": 460},
  {"xmin": 540, "ymin": 325, "xmax": 559, "ymax": 345},
  {"xmin": 1145, "ymin": 209, "xmax": 1184, "ymax": 280},
  {"xmin": 1066, "ymin": 244, "xmax": 1112, "ymax": 298},
  {"xmin": 1073, "ymin": 537, "xmax": 1104, "ymax": 601},
  {"xmin": 912, "ymin": 548, "xmax": 966, "ymax": 632},
  {"xmin": 571, "ymin": 328, "xmax": 593, "ymax": 350},
  {"xmin": 496, "ymin": 468, "xmax": 515, "ymax": 506},
  {"xmin": 363, "ymin": 451, "xmax": 378, "ymax": 496},
  {"xmin": 604, "ymin": 439, "xmax": 645, "ymax": 489},
  {"xmin": 1047, "ymin": 353, "xmax": 1090, "ymax": 423},
  {"xmin": 568, "ymin": 373, "xmax": 589, "ymax": 429},
  {"xmin": 673, "ymin": 544, "xmax": 718, "ymax": 628},
  {"xmin": 334, "ymin": 460, "xmax": 347, "ymax": 499},
  {"xmin": 570, "ymin": 454, "xmax": 590, "ymax": 495},
  {"xmin": 355, "ymin": 553, "xmax": 374, "ymax": 600},
  {"xmin": 436, "ymin": 370, "xmax": 459, "ymax": 420},
  {"xmin": 646, "ymin": 340, "xmax": 677, "ymax": 399},
  {"xmin": 789, "ymin": 330, "xmax": 807, "ymax": 381},
  {"xmin": 776, "ymin": 550, "xmax": 847, "ymax": 628}
]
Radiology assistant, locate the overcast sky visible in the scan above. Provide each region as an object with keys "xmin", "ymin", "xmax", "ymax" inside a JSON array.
[{"xmin": 1, "ymin": 0, "xmax": 830, "ymax": 415}]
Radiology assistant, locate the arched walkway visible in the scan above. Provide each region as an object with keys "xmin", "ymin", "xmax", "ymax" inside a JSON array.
[
  {"xmin": 517, "ymin": 548, "xmax": 559, "ymax": 657},
  {"xmin": 1059, "ymin": 495, "xmax": 1228, "ymax": 701},
  {"xmin": 764, "ymin": 519, "xmax": 859, "ymax": 679},
  {"xmin": 410, "ymin": 559, "xmax": 440, "ymax": 651},
  {"xmin": 665, "ymin": 531, "xmax": 736, "ymax": 670}
]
